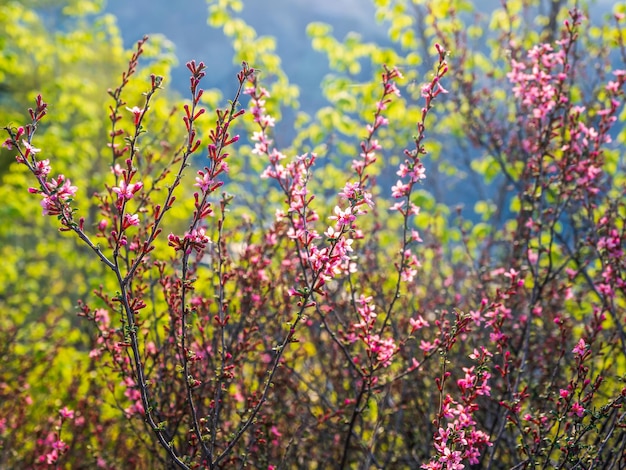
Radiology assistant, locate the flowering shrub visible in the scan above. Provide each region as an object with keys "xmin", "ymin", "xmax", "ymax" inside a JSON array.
[{"xmin": 1, "ymin": 1, "xmax": 626, "ymax": 469}]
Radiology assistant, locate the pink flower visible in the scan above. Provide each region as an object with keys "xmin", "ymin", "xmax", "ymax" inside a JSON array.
[
  {"xmin": 122, "ymin": 213, "xmax": 140, "ymax": 229},
  {"xmin": 45, "ymin": 449, "xmax": 59, "ymax": 464},
  {"xmin": 457, "ymin": 367, "xmax": 476, "ymax": 393},
  {"xmin": 569, "ymin": 402, "xmax": 585, "ymax": 418},
  {"xmin": 181, "ymin": 227, "xmax": 211, "ymax": 254},
  {"xmin": 390, "ymin": 200, "xmax": 406, "ymax": 212},
  {"xmin": 363, "ymin": 334, "xmax": 397, "ymax": 367},
  {"xmin": 409, "ymin": 315, "xmax": 429, "ymax": 332},
  {"xmin": 419, "ymin": 340, "xmax": 437, "ymax": 354},
  {"xmin": 126, "ymin": 106, "xmax": 143, "ymax": 125},
  {"xmin": 47, "ymin": 174, "xmax": 78, "ymax": 200},
  {"xmin": 185, "ymin": 227, "xmax": 209, "ymax": 244},
  {"xmin": 421, "ymin": 462, "xmax": 443, "ymax": 470},
  {"xmin": 195, "ymin": 169, "xmax": 215, "ymax": 192},
  {"xmin": 111, "ymin": 163, "xmax": 124, "ymax": 176},
  {"xmin": 22, "ymin": 139, "xmax": 41, "ymax": 156},
  {"xmin": 260, "ymin": 114, "xmax": 276, "ymax": 127},
  {"xmin": 112, "ymin": 180, "xmax": 143, "ymax": 201},
  {"xmin": 39, "ymin": 175, "xmax": 78, "ymax": 216},
  {"xmin": 391, "ymin": 180, "xmax": 411, "ymax": 198},
  {"xmin": 324, "ymin": 225, "xmax": 340, "ymax": 240},
  {"xmin": 572, "ymin": 338, "xmax": 587, "ymax": 357},
  {"xmin": 503, "ymin": 268, "xmax": 519, "ymax": 279},
  {"xmin": 436, "ymin": 444, "xmax": 464, "ymax": 469},
  {"xmin": 59, "ymin": 407, "xmax": 74, "ymax": 420},
  {"xmin": 1, "ymin": 137, "xmax": 13, "ymax": 150},
  {"xmin": 94, "ymin": 308, "xmax": 110, "ymax": 327},
  {"xmin": 33, "ymin": 159, "xmax": 51, "ymax": 177},
  {"xmin": 411, "ymin": 229, "xmax": 423, "ymax": 242}
]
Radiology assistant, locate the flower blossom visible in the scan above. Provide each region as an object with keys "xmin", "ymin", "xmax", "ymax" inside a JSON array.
[
  {"xmin": 572, "ymin": 338, "xmax": 587, "ymax": 357},
  {"xmin": 122, "ymin": 213, "xmax": 140, "ymax": 229},
  {"xmin": 569, "ymin": 402, "xmax": 585, "ymax": 418},
  {"xmin": 39, "ymin": 175, "xmax": 78, "ymax": 216},
  {"xmin": 409, "ymin": 315, "xmax": 429, "ymax": 332},
  {"xmin": 126, "ymin": 106, "xmax": 143, "ymax": 126},
  {"xmin": 59, "ymin": 407, "xmax": 75, "ymax": 420},
  {"xmin": 112, "ymin": 180, "xmax": 143, "ymax": 202},
  {"xmin": 22, "ymin": 140, "xmax": 41, "ymax": 156}
]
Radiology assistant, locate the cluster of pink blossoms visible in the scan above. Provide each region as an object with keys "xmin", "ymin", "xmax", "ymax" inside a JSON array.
[
  {"xmin": 246, "ymin": 68, "xmax": 408, "ymax": 371},
  {"xmin": 508, "ymin": 42, "xmax": 567, "ymax": 122},
  {"xmin": 423, "ymin": 348, "xmax": 493, "ymax": 470},
  {"xmin": 36, "ymin": 407, "xmax": 75, "ymax": 466},
  {"xmin": 246, "ymin": 83, "xmax": 379, "ymax": 294},
  {"xmin": 509, "ymin": 41, "xmax": 623, "ymax": 188},
  {"xmin": 122, "ymin": 376, "xmax": 145, "ymax": 417},
  {"xmin": 507, "ymin": 9, "xmax": 626, "ymax": 206},
  {"xmin": 347, "ymin": 295, "xmax": 398, "ymax": 368},
  {"xmin": 168, "ymin": 227, "xmax": 210, "ymax": 255},
  {"xmin": 36, "ymin": 173, "xmax": 78, "ymax": 216}
]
